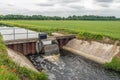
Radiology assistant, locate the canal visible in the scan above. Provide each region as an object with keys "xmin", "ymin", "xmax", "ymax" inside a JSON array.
[{"xmin": 28, "ymin": 50, "xmax": 120, "ymax": 80}]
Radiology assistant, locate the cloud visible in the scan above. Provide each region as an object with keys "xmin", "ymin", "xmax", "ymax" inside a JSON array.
[
  {"xmin": 95, "ymin": 0, "xmax": 114, "ymax": 3},
  {"xmin": 7, "ymin": 3, "xmax": 14, "ymax": 6},
  {"xmin": 0, "ymin": 0, "xmax": 120, "ymax": 17},
  {"xmin": 99, "ymin": 4, "xmax": 109, "ymax": 7},
  {"xmin": 36, "ymin": 3, "xmax": 54, "ymax": 7},
  {"xmin": 59, "ymin": 0, "xmax": 81, "ymax": 3}
]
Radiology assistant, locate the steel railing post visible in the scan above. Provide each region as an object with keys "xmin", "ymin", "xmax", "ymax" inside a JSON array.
[
  {"xmin": 27, "ymin": 29, "xmax": 28, "ymax": 39},
  {"xmin": 13, "ymin": 28, "xmax": 15, "ymax": 40}
]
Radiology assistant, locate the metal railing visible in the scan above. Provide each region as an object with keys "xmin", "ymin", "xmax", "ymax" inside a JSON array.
[{"xmin": 0, "ymin": 27, "xmax": 38, "ymax": 41}]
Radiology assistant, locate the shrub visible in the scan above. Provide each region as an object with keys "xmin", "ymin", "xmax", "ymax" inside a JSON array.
[
  {"xmin": 0, "ymin": 65, "xmax": 19, "ymax": 80},
  {"xmin": 78, "ymin": 32, "xmax": 103, "ymax": 40}
]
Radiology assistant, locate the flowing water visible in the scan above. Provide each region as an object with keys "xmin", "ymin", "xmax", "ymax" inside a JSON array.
[{"xmin": 28, "ymin": 50, "xmax": 120, "ymax": 80}]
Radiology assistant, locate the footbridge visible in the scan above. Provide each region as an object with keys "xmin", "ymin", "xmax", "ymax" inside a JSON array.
[{"xmin": 0, "ymin": 27, "xmax": 76, "ymax": 55}]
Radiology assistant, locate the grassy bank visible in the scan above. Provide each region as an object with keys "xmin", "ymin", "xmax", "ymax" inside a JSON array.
[
  {"xmin": 0, "ymin": 35, "xmax": 48, "ymax": 80},
  {"xmin": 104, "ymin": 57, "xmax": 120, "ymax": 72}
]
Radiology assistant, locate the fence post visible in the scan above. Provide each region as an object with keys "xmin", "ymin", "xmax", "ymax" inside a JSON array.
[
  {"xmin": 13, "ymin": 28, "xmax": 15, "ymax": 40},
  {"xmin": 27, "ymin": 29, "xmax": 28, "ymax": 39}
]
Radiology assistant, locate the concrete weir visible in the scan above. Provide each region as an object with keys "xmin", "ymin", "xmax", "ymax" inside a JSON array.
[{"xmin": 63, "ymin": 39, "xmax": 120, "ymax": 64}]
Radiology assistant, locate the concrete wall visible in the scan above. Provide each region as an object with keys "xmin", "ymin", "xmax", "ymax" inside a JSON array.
[
  {"xmin": 63, "ymin": 39, "xmax": 120, "ymax": 64},
  {"xmin": 7, "ymin": 42, "xmax": 36, "ymax": 55},
  {"xmin": 7, "ymin": 48, "xmax": 38, "ymax": 72}
]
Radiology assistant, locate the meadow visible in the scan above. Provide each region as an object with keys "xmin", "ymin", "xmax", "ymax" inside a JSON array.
[{"xmin": 0, "ymin": 20, "xmax": 120, "ymax": 40}]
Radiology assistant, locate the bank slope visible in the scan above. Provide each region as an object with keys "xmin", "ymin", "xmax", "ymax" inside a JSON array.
[{"xmin": 0, "ymin": 35, "xmax": 48, "ymax": 80}]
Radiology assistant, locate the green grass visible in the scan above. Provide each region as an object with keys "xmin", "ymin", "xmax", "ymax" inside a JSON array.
[
  {"xmin": 0, "ymin": 65, "xmax": 19, "ymax": 80},
  {"xmin": 0, "ymin": 35, "xmax": 48, "ymax": 80},
  {"xmin": 104, "ymin": 57, "xmax": 120, "ymax": 72},
  {"xmin": 0, "ymin": 20, "xmax": 120, "ymax": 40}
]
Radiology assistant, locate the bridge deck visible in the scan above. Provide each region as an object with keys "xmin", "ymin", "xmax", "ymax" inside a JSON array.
[{"xmin": 5, "ymin": 38, "xmax": 38, "ymax": 45}]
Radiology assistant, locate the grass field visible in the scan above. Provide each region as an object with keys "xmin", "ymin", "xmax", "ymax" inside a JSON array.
[{"xmin": 0, "ymin": 20, "xmax": 120, "ymax": 40}]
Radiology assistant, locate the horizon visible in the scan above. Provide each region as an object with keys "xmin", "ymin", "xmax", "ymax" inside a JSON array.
[{"xmin": 0, "ymin": 14, "xmax": 119, "ymax": 19}]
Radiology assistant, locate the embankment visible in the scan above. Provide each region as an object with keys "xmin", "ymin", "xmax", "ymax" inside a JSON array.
[
  {"xmin": 7, "ymin": 48, "xmax": 38, "ymax": 72},
  {"xmin": 0, "ymin": 35, "xmax": 48, "ymax": 80},
  {"xmin": 63, "ymin": 39, "xmax": 120, "ymax": 64}
]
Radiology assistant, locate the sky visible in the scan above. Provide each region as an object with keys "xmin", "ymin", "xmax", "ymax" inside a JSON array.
[{"xmin": 0, "ymin": 0, "xmax": 120, "ymax": 17}]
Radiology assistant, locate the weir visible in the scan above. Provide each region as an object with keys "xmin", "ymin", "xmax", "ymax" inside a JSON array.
[
  {"xmin": 0, "ymin": 27, "xmax": 75, "ymax": 55},
  {"xmin": 0, "ymin": 26, "xmax": 119, "ymax": 63}
]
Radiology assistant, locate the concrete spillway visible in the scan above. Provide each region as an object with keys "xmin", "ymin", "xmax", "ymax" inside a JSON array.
[
  {"xmin": 63, "ymin": 39, "xmax": 120, "ymax": 64},
  {"xmin": 7, "ymin": 48, "xmax": 38, "ymax": 72},
  {"xmin": 44, "ymin": 44, "xmax": 59, "ymax": 55}
]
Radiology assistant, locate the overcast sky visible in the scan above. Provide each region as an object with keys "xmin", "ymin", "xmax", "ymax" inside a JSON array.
[{"xmin": 0, "ymin": 0, "xmax": 120, "ymax": 17}]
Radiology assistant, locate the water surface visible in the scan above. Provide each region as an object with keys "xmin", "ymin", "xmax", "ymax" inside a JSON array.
[{"xmin": 28, "ymin": 50, "xmax": 120, "ymax": 80}]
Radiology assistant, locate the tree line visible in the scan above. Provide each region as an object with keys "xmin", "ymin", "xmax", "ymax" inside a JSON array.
[{"xmin": 0, "ymin": 15, "xmax": 120, "ymax": 20}]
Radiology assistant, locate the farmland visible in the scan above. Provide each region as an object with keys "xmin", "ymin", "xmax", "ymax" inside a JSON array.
[{"xmin": 0, "ymin": 20, "xmax": 120, "ymax": 40}]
